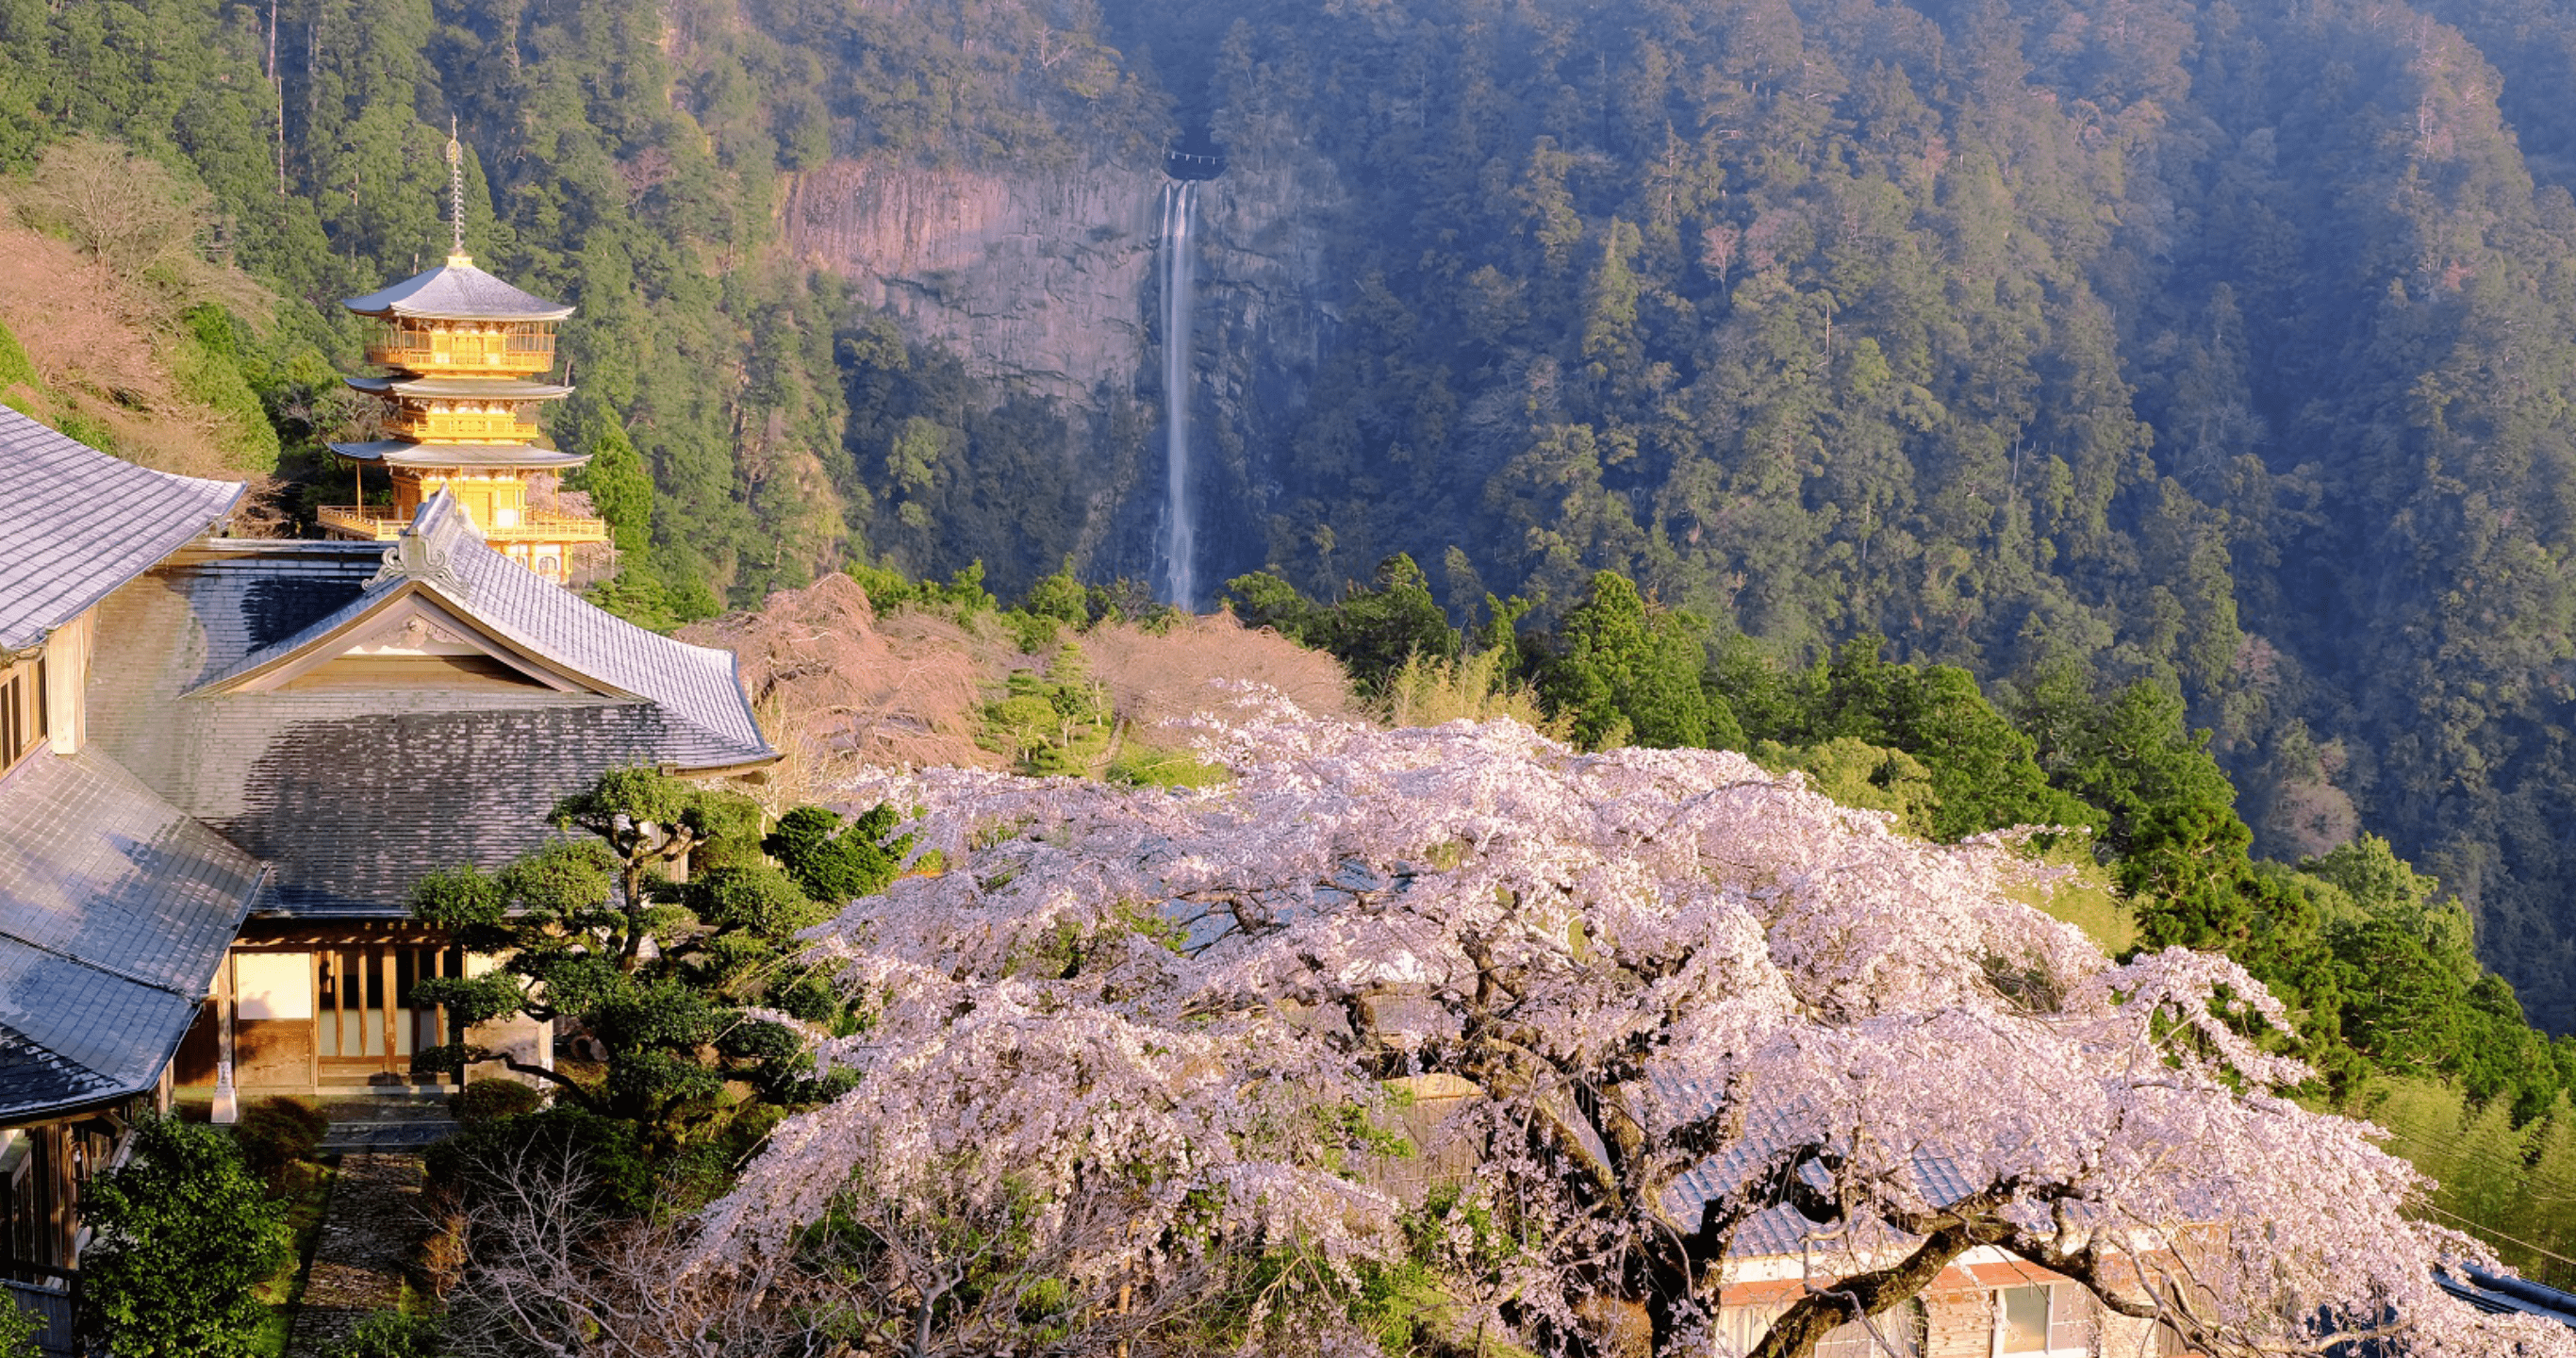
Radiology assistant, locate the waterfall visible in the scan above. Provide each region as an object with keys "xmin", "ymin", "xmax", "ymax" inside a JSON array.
[{"xmin": 1158, "ymin": 179, "xmax": 1199, "ymax": 609}]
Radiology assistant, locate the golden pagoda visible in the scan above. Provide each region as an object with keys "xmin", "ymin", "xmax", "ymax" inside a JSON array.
[{"xmin": 318, "ymin": 131, "xmax": 609, "ymax": 583}]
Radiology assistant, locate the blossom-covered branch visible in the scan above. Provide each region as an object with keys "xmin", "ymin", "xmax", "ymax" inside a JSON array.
[{"xmin": 696, "ymin": 697, "xmax": 2575, "ymax": 1357}]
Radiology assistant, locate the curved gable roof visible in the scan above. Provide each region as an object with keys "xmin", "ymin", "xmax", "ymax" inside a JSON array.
[
  {"xmin": 197, "ymin": 492, "xmax": 774, "ymax": 770},
  {"xmin": 0, "ymin": 408, "xmax": 244, "ymax": 652}
]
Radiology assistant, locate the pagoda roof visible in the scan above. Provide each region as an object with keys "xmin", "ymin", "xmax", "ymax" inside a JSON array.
[
  {"xmin": 0, "ymin": 406, "xmax": 243, "ymax": 653},
  {"xmin": 329, "ymin": 439, "xmax": 590, "ymax": 471},
  {"xmin": 341, "ymin": 256, "xmax": 575, "ymax": 323},
  {"xmin": 346, "ymin": 375, "xmax": 574, "ymax": 401}
]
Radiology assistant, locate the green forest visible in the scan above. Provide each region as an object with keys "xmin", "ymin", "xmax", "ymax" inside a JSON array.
[{"xmin": 15, "ymin": 0, "xmax": 2576, "ymax": 1281}]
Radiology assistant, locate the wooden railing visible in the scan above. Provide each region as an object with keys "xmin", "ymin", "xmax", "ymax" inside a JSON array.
[
  {"xmin": 391, "ymin": 412, "xmax": 543, "ymax": 441},
  {"xmin": 315, "ymin": 505, "xmax": 406, "ymax": 540},
  {"xmin": 367, "ymin": 329, "xmax": 556, "ymax": 375},
  {"xmin": 315, "ymin": 505, "xmax": 609, "ymax": 544},
  {"xmin": 2, "ymin": 1263, "xmax": 79, "ymax": 1356}
]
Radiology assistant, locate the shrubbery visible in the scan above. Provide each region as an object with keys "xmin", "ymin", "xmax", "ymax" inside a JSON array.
[
  {"xmin": 230, "ymin": 1096, "xmax": 329, "ymax": 1190},
  {"xmin": 450, "ymin": 1080, "xmax": 544, "ymax": 1127},
  {"xmin": 81, "ymin": 1117, "xmax": 288, "ymax": 1358}
]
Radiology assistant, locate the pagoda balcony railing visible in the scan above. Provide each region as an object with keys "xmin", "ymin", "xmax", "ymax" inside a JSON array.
[
  {"xmin": 368, "ymin": 332, "xmax": 555, "ymax": 375},
  {"xmin": 318, "ymin": 505, "xmax": 610, "ymax": 544},
  {"xmin": 316, "ymin": 505, "xmax": 407, "ymax": 540},
  {"xmin": 392, "ymin": 413, "xmax": 544, "ymax": 440}
]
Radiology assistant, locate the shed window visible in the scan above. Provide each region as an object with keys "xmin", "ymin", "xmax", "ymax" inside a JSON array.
[{"xmin": 1998, "ymin": 1283, "xmax": 2089, "ymax": 1355}]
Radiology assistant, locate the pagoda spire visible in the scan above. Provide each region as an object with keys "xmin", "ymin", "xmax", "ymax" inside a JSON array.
[{"xmin": 446, "ymin": 117, "xmax": 469, "ymax": 266}]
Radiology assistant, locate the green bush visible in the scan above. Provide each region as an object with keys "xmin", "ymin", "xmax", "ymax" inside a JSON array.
[
  {"xmin": 0, "ymin": 316, "xmax": 40, "ymax": 404},
  {"xmin": 764, "ymin": 803, "xmax": 909, "ymax": 903},
  {"xmin": 232, "ymin": 1096, "xmax": 330, "ymax": 1185},
  {"xmin": 1, "ymin": 1288, "xmax": 39, "ymax": 1358},
  {"xmin": 1106, "ymin": 748, "xmax": 1229, "ymax": 788},
  {"xmin": 450, "ymin": 1079, "xmax": 544, "ymax": 1127},
  {"xmin": 425, "ymin": 1107, "xmax": 652, "ymax": 1218},
  {"xmin": 328, "ymin": 1312, "xmax": 445, "ymax": 1358},
  {"xmin": 81, "ymin": 1116, "xmax": 289, "ymax": 1358},
  {"xmin": 173, "ymin": 304, "xmax": 280, "ymax": 472}
]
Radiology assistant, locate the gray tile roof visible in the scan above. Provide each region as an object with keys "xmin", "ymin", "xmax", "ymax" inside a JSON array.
[
  {"xmin": 0, "ymin": 749, "xmax": 267, "ymax": 1120},
  {"xmin": 0, "ymin": 407, "xmax": 244, "ymax": 652},
  {"xmin": 85, "ymin": 498, "xmax": 774, "ymax": 918},
  {"xmin": 326, "ymin": 439, "xmax": 588, "ymax": 470},
  {"xmin": 1657, "ymin": 1074, "xmax": 1985, "ymax": 1261},
  {"xmin": 341, "ymin": 258, "xmax": 574, "ymax": 322},
  {"xmin": 206, "ymin": 492, "xmax": 769, "ymax": 762}
]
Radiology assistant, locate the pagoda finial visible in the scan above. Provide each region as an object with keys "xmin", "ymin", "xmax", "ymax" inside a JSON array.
[{"xmin": 445, "ymin": 117, "xmax": 470, "ymax": 267}]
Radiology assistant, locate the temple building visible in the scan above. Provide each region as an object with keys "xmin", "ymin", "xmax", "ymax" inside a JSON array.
[
  {"xmin": 2, "ymin": 396, "xmax": 771, "ymax": 1341},
  {"xmin": 2, "ymin": 410, "xmax": 261, "ymax": 1321},
  {"xmin": 316, "ymin": 137, "xmax": 607, "ymax": 583}
]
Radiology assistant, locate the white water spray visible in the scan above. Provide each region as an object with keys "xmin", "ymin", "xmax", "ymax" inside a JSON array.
[{"xmin": 1158, "ymin": 179, "xmax": 1199, "ymax": 608}]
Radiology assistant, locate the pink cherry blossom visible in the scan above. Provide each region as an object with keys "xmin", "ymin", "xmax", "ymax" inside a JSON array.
[{"xmin": 696, "ymin": 696, "xmax": 2576, "ymax": 1357}]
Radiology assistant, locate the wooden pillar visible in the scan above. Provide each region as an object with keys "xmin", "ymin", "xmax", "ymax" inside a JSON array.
[
  {"xmin": 41, "ymin": 1126, "xmax": 71, "ymax": 1269},
  {"xmin": 437, "ymin": 945, "xmax": 456, "ymax": 1089},
  {"xmin": 309, "ymin": 952, "xmax": 323, "ymax": 1090},
  {"xmin": 380, "ymin": 948, "xmax": 398, "ymax": 1080},
  {"xmin": 218, "ymin": 953, "xmax": 236, "ymax": 1087}
]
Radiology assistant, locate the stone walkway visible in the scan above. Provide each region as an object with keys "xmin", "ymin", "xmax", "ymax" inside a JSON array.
[
  {"xmin": 284, "ymin": 1153, "xmax": 424, "ymax": 1358},
  {"xmin": 316, "ymin": 1095, "xmax": 459, "ymax": 1151}
]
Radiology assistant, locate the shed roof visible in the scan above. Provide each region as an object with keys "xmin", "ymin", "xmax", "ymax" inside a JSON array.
[
  {"xmin": 0, "ymin": 408, "xmax": 244, "ymax": 652},
  {"xmin": 342, "ymin": 257, "xmax": 574, "ymax": 322},
  {"xmin": 0, "ymin": 749, "xmax": 266, "ymax": 1121},
  {"xmin": 1656, "ymin": 1073, "xmax": 1989, "ymax": 1261}
]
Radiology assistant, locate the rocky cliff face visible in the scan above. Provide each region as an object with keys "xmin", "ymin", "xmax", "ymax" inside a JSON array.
[
  {"xmin": 781, "ymin": 145, "xmax": 1350, "ymax": 592},
  {"xmin": 784, "ymin": 157, "xmax": 1166, "ymax": 402},
  {"xmin": 1183, "ymin": 146, "xmax": 1352, "ymax": 587}
]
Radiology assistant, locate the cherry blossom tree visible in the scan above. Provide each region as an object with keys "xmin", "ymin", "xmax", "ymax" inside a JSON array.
[{"xmin": 695, "ymin": 694, "xmax": 2576, "ymax": 1358}]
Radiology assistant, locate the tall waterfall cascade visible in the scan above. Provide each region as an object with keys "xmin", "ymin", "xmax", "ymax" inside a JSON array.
[{"xmin": 1157, "ymin": 179, "xmax": 1199, "ymax": 608}]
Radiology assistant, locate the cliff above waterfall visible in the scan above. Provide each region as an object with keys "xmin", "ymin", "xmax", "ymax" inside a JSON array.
[{"xmin": 784, "ymin": 158, "xmax": 1168, "ymax": 403}]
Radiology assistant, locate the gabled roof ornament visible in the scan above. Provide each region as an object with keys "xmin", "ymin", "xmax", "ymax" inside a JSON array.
[{"xmin": 368, "ymin": 489, "xmax": 475, "ymax": 597}]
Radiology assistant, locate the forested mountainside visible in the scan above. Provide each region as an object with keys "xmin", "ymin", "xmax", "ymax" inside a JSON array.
[
  {"xmin": 13, "ymin": 0, "xmax": 2576, "ymax": 1035},
  {"xmin": 1114, "ymin": 0, "xmax": 2576, "ymax": 1037}
]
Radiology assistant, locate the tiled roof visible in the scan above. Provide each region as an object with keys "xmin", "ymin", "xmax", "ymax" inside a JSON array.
[
  {"xmin": 341, "ymin": 258, "xmax": 574, "ymax": 322},
  {"xmin": 326, "ymin": 439, "xmax": 588, "ymax": 470},
  {"xmin": 0, "ymin": 407, "xmax": 244, "ymax": 652},
  {"xmin": 0, "ymin": 749, "xmax": 267, "ymax": 1120},
  {"xmin": 85, "ymin": 499, "xmax": 775, "ymax": 918},
  {"xmin": 2441, "ymin": 1267, "xmax": 2576, "ymax": 1329},
  {"xmin": 206, "ymin": 492, "xmax": 770, "ymax": 762},
  {"xmin": 1656, "ymin": 1074, "xmax": 1985, "ymax": 1261}
]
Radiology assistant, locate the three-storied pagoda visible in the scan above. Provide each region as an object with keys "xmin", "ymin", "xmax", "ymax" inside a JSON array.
[{"xmin": 319, "ymin": 135, "xmax": 608, "ymax": 582}]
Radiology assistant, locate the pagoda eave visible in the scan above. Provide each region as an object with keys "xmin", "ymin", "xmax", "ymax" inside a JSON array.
[
  {"xmin": 345, "ymin": 376, "xmax": 575, "ymax": 400},
  {"xmin": 341, "ymin": 258, "xmax": 576, "ymax": 323},
  {"xmin": 328, "ymin": 439, "xmax": 592, "ymax": 471}
]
